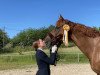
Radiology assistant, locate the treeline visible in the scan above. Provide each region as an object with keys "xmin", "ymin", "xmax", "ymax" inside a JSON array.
[
  {"xmin": 93, "ymin": 27, "xmax": 100, "ymax": 31},
  {"xmin": 0, "ymin": 25, "xmax": 55, "ymax": 53},
  {"xmin": 0, "ymin": 26, "xmax": 100, "ymax": 53},
  {"xmin": 12, "ymin": 25, "xmax": 55, "ymax": 46}
]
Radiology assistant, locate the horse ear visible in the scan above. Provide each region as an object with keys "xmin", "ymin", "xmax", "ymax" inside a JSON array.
[
  {"xmin": 48, "ymin": 33, "xmax": 54, "ymax": 39},
  {"xmin": 56, "ymin": 15, "xmax": 65, "ymax": 27},
  {"xmin": 59, "ymin": 15, "xmax": 64, "ymax": 20}
]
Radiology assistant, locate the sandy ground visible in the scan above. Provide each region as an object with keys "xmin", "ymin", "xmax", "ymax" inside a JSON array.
[{"xmin": 0, "ymin": 64, "xmax": 96, "ymax": 75}]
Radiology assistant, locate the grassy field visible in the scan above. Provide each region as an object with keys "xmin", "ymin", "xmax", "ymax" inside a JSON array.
[{"xmin": 0, "ymin": 46, "xmax": 89, "ymax": 70}]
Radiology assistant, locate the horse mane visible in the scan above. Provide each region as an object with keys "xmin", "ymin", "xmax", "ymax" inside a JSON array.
[{"xmin": 65, "ymin": 19, "xmax": 100, "ymax": 38}]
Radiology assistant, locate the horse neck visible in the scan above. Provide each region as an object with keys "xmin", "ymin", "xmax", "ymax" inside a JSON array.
[{"xmin": 71, "ymin": 32, "xmax": 94, "ymax": 60}]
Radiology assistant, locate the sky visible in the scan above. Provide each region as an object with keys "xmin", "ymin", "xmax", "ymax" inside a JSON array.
[{"xmin": 0, "ymin": 0, "xmax": 100, "ymax": 38}]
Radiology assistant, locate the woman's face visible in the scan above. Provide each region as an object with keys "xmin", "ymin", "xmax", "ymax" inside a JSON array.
[{"xmin": 38, "ymin": 39, "xmax": 46, "ymax": 48}]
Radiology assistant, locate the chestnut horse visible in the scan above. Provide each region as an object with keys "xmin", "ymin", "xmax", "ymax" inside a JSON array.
[{"xmin": 44, "ymin": 16, "xmax": 100, "ymax": 75}]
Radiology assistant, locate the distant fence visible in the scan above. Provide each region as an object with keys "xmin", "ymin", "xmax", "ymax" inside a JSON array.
[
  {"xmin": 0, "ymin": 53, "xmax": 89, "ymax": 64},
  {"xmin": 59, "ymin": 53, "xmax": 88, "ymax": 63}
]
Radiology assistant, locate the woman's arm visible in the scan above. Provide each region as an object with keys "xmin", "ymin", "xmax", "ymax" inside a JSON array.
[{"xmin": 37, "ymin": 45, "xmax": 57, "ymax": 65}]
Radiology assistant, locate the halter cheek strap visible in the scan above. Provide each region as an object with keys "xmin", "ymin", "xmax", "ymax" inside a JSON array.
[{"xmin": 63, "ymin": 24, "xmax": 70, "ymax": 46}]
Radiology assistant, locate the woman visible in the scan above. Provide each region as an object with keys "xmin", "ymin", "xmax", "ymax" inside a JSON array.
[{"xmin": 33, "ymin": 39, "xmax": 57, "ymax": 75}]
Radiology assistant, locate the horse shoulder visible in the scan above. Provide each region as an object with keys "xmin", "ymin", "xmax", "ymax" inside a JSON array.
[{"xmin": 90, "ymin": 37, "xmax": 100, "ymax": 73}]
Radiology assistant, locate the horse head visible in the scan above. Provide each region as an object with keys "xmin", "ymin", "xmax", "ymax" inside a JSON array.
[
  {"xmin": 44, "ymin": 15, "xmax": 72, "ymax": 48},
  {"xmin": 44, "ymin": 31, "xmax": 63, "ymax": 48}
]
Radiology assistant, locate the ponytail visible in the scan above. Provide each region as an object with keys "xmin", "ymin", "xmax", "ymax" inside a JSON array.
[{"xmin": 32, "ymin": 41, "xmax": 39, "ymax": 51}]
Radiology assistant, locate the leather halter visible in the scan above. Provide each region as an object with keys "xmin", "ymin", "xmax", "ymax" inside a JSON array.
[{"xmin": 55, "ymin": 25, "xmax": 63, "ymax": 36}]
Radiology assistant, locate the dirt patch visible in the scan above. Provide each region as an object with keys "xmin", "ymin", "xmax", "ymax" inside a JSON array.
[{"xmin": 0, "ymin": 64, "xmax": 96, "ymax": 75}]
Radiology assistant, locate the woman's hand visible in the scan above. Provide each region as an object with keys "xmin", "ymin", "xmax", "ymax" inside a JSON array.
[{"xmin": 51, "ymin": 45, "xmax": 57, "ymax": 53}]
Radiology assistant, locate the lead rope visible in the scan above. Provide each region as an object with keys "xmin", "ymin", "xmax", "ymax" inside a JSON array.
[
  {"xmin": 54, "ymin": 24, "xmax": 70, "ymax": 66},
  {"xmin": 54, "ymin": 48, "xmax": 60, "ymax": 66},
  {"xmin": 50, "ymin": 47, "xmax": 59, "ymax": 66},
  {"xmin": 53, "ymin": 24, "xmax": 70, "ymax": 66}
]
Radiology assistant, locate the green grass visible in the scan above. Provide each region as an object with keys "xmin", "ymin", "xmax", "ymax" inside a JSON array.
[
  {"xmin": 0, "ymin": 46, "xmax": 89, "ymax": 70},
  {"xmin": 0, "ymin": 55, "xmax": 36, "ymax": 70},
  {"xmin": 58, "ymin": 53, "xmax": 89, "ymax": 64}
]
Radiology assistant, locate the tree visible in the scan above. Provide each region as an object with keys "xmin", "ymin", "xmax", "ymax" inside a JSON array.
[
  {"xmin": 0, "ymin": 29, "xmax": 10, "ymax": 53},
  {"xmin": 99, "ymin": 27, "xmax": 100, "ymax": 31},
  {"xmin": 93, "ymin": 26, "xmax": 99, "ymax": 31},
  {"xmin": 11, "ymin": 25, "xmax": 55, "ymax": 47},
  {"xmin": 48, "ymin": 25, "xmax": 55, "ymax": 31}
]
